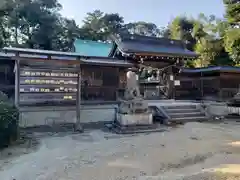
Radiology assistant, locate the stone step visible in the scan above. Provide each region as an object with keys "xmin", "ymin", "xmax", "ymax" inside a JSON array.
[
  {"xmin": 107, "ymin": 123, "xmax": 168, "ymax": 134},
  {"xmin": 169, "ymin": 112, "xmax": 205, "ymax": 118},
  {"xmin": 170, "ymin": 116, "xmax": 208, "ymax": 123},
  {"xmin": 113, "ymin": 121, "xmax": 159, "ymax": 130},
  {"xmin": 163, "ymin": 105, "xmax": 197, "ymax": 110}
]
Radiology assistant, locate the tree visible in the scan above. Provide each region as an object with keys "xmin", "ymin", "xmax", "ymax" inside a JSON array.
[
  {"xmin": 102, "ymin": 13, "xmax": 124, "ymax": 36},
  {"xmin": 169, "ymin": 16, "xmax": 196, "ymax": 51},
  {"xmin": 123, "ymin": 22, "xmax": 162, "ymax": 37},
  {"xmin": 0, "ymin": 0, "xmax": 62, "ymax": 48},
  {"xmin": 194, "ymin": 38, "xmax": 233, "ymax": 67},
  {"xmin": 0, "ymin": 16, "xmax": 10, "ymax": 48},
  {"xmin": 223, "ymin": 0, "xmax": 240, "ymax": 64},
  {"xmin": 224, "ymin": 0, "xmax": 240, "ymax": 25},
  {"xmin": 224, "ymin": 28, "xmax": 240, "ymax": 64},
  {"xmin": 168, "ymin": 14, "xmax": 234, "ymax": 67},
  {"xmin": 80, "ymin": 10, "xmax": 124, "ymax": 41},
  {"xmin": 193, "ymin": 15, "xmax": 233, "ymax": 67},
  {"xmin": 0, "ymin": 0, "xmax": 82, "ymax": 50},
  {"xmin": 0, "ymin": 0, "xmax": 12, "ymax": 48},
  {"xmin": 82, "ymin": 10, "xmax": 104, "ymax": 39},
  {"xmin": 168, "ymin": 16, "xmax": 199, "ymax": 67},
  {"xmin": 0, "ymin": 0, "xmax": 17, "ymax": 47},
  {"xmin": 56, "ymin": 18, "xmax": 81, "ymax": 51},
  {"xmin": 160, "ymin": 27, "xmax": 171, "ymax": 38}
]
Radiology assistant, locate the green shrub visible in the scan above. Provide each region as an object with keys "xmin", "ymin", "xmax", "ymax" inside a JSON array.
[
  {"xmin": 0, "ymin": 91, "xmax": 9, "ymax": 102},
  {"xmin": 0, "ymin": 92, "xmax": 19, "ymax": 148}
]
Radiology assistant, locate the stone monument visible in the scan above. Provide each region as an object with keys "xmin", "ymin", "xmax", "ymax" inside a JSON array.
[{"xmin": 117, "ymin": 69, "xmax": 153, "ymax": 126}]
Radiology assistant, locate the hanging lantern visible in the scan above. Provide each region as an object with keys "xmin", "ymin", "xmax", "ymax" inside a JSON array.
[
  {"xmin": 147, "ymin": 68, "xmax": 153, "ymax": 78},
  {"xmin": 139, "ymin": 68, "xmax": 146, "ymax": 79}
]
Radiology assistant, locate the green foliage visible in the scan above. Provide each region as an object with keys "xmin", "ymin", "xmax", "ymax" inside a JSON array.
[
  {"xmin": 168, "ymin": 12, "xmax": 235, "ymax": 67},
  {"xmin": 80, "ymin": 10, "xmax": 125, "ymax": 41},
  {"xmin": 224, "ymin": 28, "xmax": 240, "ymax": 64},
  {"xmin": 0, "ymin": 92, "xmax": 19, "ymax": 148},
  {"xmin": 223, "ymin": 0, "xmax": 240, "ymax": 65},
  {"xmin": 224, "ymin": 0, "xmax": 240, "ymax": 25},
  {"xmin": 0, "ymin": 0, "xmax": 239, "ymax": 68},
  {"xmin": 169, "ymin": 16, "xmax": 196, "ymax": 51},
  {"xmin": 0, "ymin": 0, "xmax": 79, "ymax": 50},
  {"xmin": 124, "ymin": 22, "xmax": 163, "ymax": 37}
]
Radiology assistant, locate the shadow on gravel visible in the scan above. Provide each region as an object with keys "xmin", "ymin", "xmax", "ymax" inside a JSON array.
[
  {"xmin": 181, "ymin": 172, "xmax": 240, "ymax": 180},
  {"xmin": 0, "ymin": 131, "xmax": 40, "ymax": 162}
]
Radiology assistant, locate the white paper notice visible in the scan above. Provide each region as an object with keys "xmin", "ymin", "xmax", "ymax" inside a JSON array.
[{"xmin": 174, "ymin": 80, "xmax": 180, "ymax": 86}]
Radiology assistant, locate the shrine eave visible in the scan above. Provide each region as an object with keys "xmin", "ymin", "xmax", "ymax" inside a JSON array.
[
  {"xmin": 1, "ymin": 47, "xmax": 133, "ymax": 67},
  {"xmin": 81, "ymin": 58, "xmax": 133, "ymax": 67},
  {"xmin": 117, "ymin": 46, "xmax": 197, "ymax": 58},
  {"xmin": 0, "ymin": 52, "xmax": 15, "ymax": 59}
]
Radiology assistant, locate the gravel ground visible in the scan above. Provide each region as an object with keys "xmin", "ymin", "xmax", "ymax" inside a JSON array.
[{"xmin": 0, "ymin": 122, "xmax": 240, "ymax": 180}]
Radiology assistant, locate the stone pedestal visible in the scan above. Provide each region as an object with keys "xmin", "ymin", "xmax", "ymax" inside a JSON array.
[
  {"xmin": 117, "ymin": 113, "xmax": 153, "ymax": 126},
  {"xmin": 117, "ymin": 69, "xmax": 153, "ymax": 127},
  {"xmin": 119, "ymin": 99, "xmax": 148, "ymax": 114}
]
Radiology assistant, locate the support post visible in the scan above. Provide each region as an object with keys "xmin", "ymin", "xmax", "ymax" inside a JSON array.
[
  {"xmin": 170, "ymin": 67, "xmax": 175, "ymax": 100},
  {"xmin": 14, "ymin": 59, "xmax": 20, "ymax": 139},
  {"xmin": 14, "ymin": 60, "xmax": 20, "ymax": 108},
  {"xmin": 75, "ymin": 66, "xmax": 83, "ymax": 132}
]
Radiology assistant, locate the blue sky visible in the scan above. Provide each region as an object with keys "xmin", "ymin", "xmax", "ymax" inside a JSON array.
[{"xmin": 58, "ymin": 0, "xmax": 225, "ymax": 27}]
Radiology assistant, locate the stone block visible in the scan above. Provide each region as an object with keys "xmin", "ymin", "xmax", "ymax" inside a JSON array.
[
  {"xmin": 117, "ymin": 113, "xmax": 153, "ymax": 126},
  {"xmin": 20, "ymin": 110, "xmax": 77, "ymax": 128},
  {"xmin": 206, "ymin": 103, "xmax": 229, "ymax": 117}
]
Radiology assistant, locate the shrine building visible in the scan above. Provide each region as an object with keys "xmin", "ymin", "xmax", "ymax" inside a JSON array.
[{"xmin": 0, "ymin": 33, "xmax": 197, "ymax": 128}]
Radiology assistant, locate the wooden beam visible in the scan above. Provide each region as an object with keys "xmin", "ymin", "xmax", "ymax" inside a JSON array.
[
  {"xmin": 135, "ymin": 52, "xmax": 196, "ymax": 58},
  {"xmin": 75, "ymin": 66, "xmax": 83, "ymax": 132},
  {"xmin": 14, "ymin": 60, "xmax": 20, "ymax": 108},
  {"xmin": 12, "ymin": 57, "xmax": 81, "ymax": 65}
]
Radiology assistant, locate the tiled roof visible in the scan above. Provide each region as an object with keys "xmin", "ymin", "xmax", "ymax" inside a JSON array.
[
  {"xmin": 3, "ymin": 47, "xmax": 83, "ymax": 57},
  {"xmin": 1, "ymin": 47, "xmax": 132, "ymax": 67},
  {"xmin": 111, "ymin": 33, "xmax": 197, "ymax": 57}
]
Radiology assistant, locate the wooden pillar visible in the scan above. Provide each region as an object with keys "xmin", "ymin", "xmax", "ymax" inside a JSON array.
[
  {"xmin": 171, "ymin": 67, "xmax": 176, "ymax": 99},
  {"xmin": 75, "ymin": 65, "xmax": 83, "ymax": 132},
  {"xmin": 218, "ymin": 74, "xmax": 223, "ymax": 101},
  {"xmin": 116, "ymin": 67, "xmax": 120, "ymax": 101},
  {"xmin": 14, "ymin": 59, "xmax": 20, "ymax": 108},
  {"xmin": 168, "ymin": 67, "xmax": 174, "ymax": 99},
  {"xmin": 200, "ymin": 72, "xmax": 203, "ymax": 99},
  {"xmin": 13, "ymin": 58, "xmax": 20, "ymax": 139}
]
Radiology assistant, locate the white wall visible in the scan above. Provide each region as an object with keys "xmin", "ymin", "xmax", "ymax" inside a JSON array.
[{"xmin": 19, "ymin": 104, "xmax": 118, "ymax": 128}]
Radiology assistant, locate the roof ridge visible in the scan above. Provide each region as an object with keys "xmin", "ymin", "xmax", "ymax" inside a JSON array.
[
  {"xmin": 114, "ymin": 33, "xmax": 185, "ymax": 48},
  {"xmin": 75, "ymin": 39, "xmax": 112, "ymax": 45}
]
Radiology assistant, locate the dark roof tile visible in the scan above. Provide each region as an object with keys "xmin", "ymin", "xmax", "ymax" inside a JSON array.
[{"xmin": 112, "ymin": 33, "xmax": 197, "ymax": 57}]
